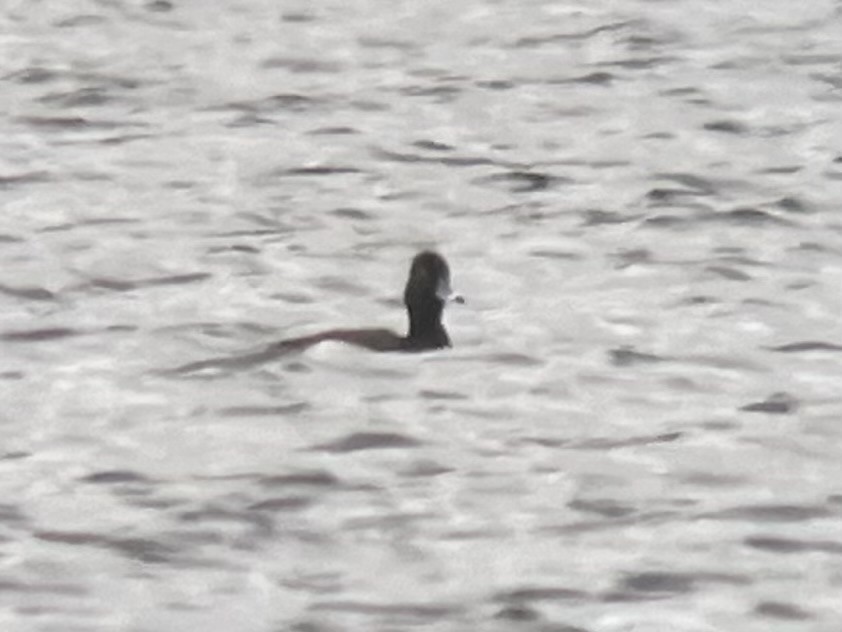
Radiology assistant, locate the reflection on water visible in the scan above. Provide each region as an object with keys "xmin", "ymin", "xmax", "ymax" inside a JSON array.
[{"xmin": 2, "ymin": 0, "xmax": 842, "ymax": 630}]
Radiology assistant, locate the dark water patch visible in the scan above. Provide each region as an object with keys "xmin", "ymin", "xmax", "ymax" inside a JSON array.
[
  {"xmin": 371, "ymin": 146, "xmax": 502, "ymax": 168},
  {"xmin": 475, "ymin": 79, "xmax": 514, "ymax": 90},
  {"xmin": 81, "ymin": 470, "xmax": 152, "ymax": 485},
  {"xmin": 166, "ymin": 180, "xmax": 196, "ymax": 191},
  {"xmin": 331, "ymin": 207, "xmax": 372, "ymax": 220},
  {"xmin": 570, "ymin": 432, "xmax": 683, "ymax": 450},
  {"xmin": 740, "ymin": 392, "xmax": 798, "ymax": 414},
  {"xmin": 495, "ymin": 587, "xmax": 588, "ymax": 603},
  {"xmin": 308, "ymin": 125, "xmax": 357, "ymax": 135},
  {"xmin": 494, "ymin": 604, "xmax": 541, "ymax": 621},
  {"xmin": 282, "ymin": 12, "xmax": 316, "ymax": 23},
  {"xmin": 705, "ymin": 265, "xmax": 752, "ymax": 281},
  {"xmin": 610, "ymin": 347, "xmax": 665, "ymax": 367},
  {"xmin": 220, "ymin": 93, "xmax": 320, "ymax": 114},
  {"xmin": 520, "ymin": 436, "xmax": 571, "ymax": 448},
  {"xmin": 0, "ymin": 171, "xmax": 52, "ymax": 188},
  {"xmin": 178, "ymin": 504, "xmax": 266, "ymax": 525},
  {"xmin": 259, "ymin": 471, "xmax": 341, "ymax": 489},
  {"xmin": 790, "ymin": 241, "xmax": 828, "ymax": 253},
  {"xmin": 769, "ymin": 341, "xmax": 842, "ymax": 353},
  {"xmin": 703, "ymin": 120, "xmax": 749, "ymax": 134},
  {"xmin": 18, "ymin": 116, "xmax": 123, "ymax": 131},
  {"xmin": 812, "ymin": 73, "xmax": 842, "ymax": 90},
  {"xmin": 514, "ymin": 21, "xmax": 633, "ymax": 48},
  {"xmin": 483, "ymin": 352, "xmax": 544, "ymax": 367},
  {"xmin": 412, "ymin": 139, "xmax": 454, "ymax": 152},
  {"xmin": 582, "ymin": 209, "xmax": 636, "ymax": 226},
  {"xmin": 106, "ymin": 324, "xmax": 137, "ymax": 333},
  {"xmin": 642, "ymin": 211, "xmax": 699, "ymax": 228},
  {"xmin": 35, "ymin": 530, "xmax": 177, "ymax": 564},
  {"xmin": 547, "ymin": 71, "xmax": 615, "ymax": 85},
  {"xmin": 54, "ymin": 14, "xmax": 107, "ymax": 28},
  {"xmin": 782, "ymin": 53, "xmax": 842, "ymax": 66},
  {"xmin": 0, "ymin": 234, "xmax": 24, "ymax": 243},
  {"xmin": 0, "ymin": 504, "xmax": 28, "ymax": 526},
  {"xmin": 712, "ymin": 207, "xmax": 791, "ymax": 226},
  {"xmin": 0, "ymin": 578, "xmax": 87, "ymax": 596},
  {"xmin": 207, "ymin": 243, "xmax": 261, "ymax": 254},
  {"xmin": 248, "ymin": 496, "xmax": 312, "ymax": 512},
  {"xmin": 606, "ymin": 571, "xmax": 748, "ymax": 602},
  {"xmin": 308, "ymin": 600, "xmax": 461, "ymax": 619},
  {"xmin": 645, "ymin": 188, "xmax": 710, "ymax": 204},
  {"xmin": 401, "ymin": 84, "xmax": 462, "ymax": 101},
  {"xmin": 107, "ymin": 536, "xmax": 177, "ymax": 563},
  {"xmin": 89, "ymin": 272, "xmax": 211, "ymax": 292},
  {"xmin": 0, "ymin": 327, "xmax": 79, "ymax": 342},
  {"xmin": 272, "ymin": 291, "xmax": 315, "ymax": 304},
  {"xmin": 273, "ymin": 166, "xmax": 362, "ymax": 177},
  {"xmin": 596, "ymin": 56, "xmax": 678, "ymax": 70},
  {"xmin": 80, "ymin": 216, "xmax": 142, "ymax": 228},
  {"xmin": 99, "ymin": 133, "xmax": 155, "ymax": 145},
  {"xmin": 759, "ymin": 165, "xmax": 802, "ymax": 174},
  {"xmin": 661, "ymin": 86, "xmax": 702, "ymax": 97},
  {"xmin": 0, "ymin": 450, "xmax": 30, "ymax": 460},
  {"xmin": 679, "ymin": 471, "xmax": 747, "ymax": 487},
  {"xmin": 754, "ymin": 601, "xmax": 813, "ymax": 621},
  {"xmin": 0, "ymin": 283, "xmax": 56, "ymax": 301},
  {"xmin": 473, "ymin": 171, "xmax": 567, "ymax": 193},
  {"xmin": 744, "ymin": 536, "xmax": 842, "ymax": 554},
  {"xmin": 419, "ymin": 389, "xmax": 468, "ymax": 401},
  {"xmin": 350, "ymin": 99, "xmax": 389, "ymax": 112},
  {"xmin": 146, "ymin": 0, "xmax": 173, "ymax": 12},
  {"xmin": 210, "ymin": 227, "xmax": 290, "ymax": 238},
  {"xmin": 550, "ymin": 510, "xmax": 682, "ymax": 536},
  {"xmin": 0, "ymin": 372, "xmax": 25, "ymax": 380},
  {"xmin": 529, "ymin": 249, "xmax": 583, "ymax": 261},
  {"xmin": 611, "ymin": 247, "xmax": 651, "ymax": 268},
  {"xmin": 358, "ymin": 36, "xmax": 417, "ymax": 50},
  {"xmin": 568, "ymin": 499, "xmax": 635, "ymax": 519},
  {"xmin": 703, "ymin": 504, "xmax": 831, "ymax": 523},
  {"xmin": 260, "ymin": 57, "xmax": 342, "ymax": 74},
  {"xmin": 219, "ymin": 403, "xmax": 308, "ymax": 417},
  {"xmin": 399, "ymin": 460, "xmax": 454, "ymax": 478},
  {"xmin": 166, "ymin": 335, "xmax": 303, "ymax": 375},
  {"xmin": 653, "ymin": 172, "xmax": 717, "ymax": 194},
  {"xmin": 311, "ymin": 432, "xmax": 422, "ymax": 453},
  {"xmin": 226, "ymin": 112, "xmax": 275, "ymax": 128},
  {"xmin": 607, "ymin": 572, "xmax": 695, "ymax": 600},
  {"xmin": 39, "ymin": 87, "xmax": 112, "ymax": 107},
  {"xmin": 775, "ymin": 196, "xmax": 810, "ymax": 213},
  {"xmin": 572, "ymin": 71, "xmax": 615, "ymax": 85},
  {"xmin": 4, "ymin": 67, "xmax": 60, "ymax": 84}
]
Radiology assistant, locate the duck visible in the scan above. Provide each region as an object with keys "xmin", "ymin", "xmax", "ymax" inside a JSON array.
[
  {"xmin": 280, "ymin": 250, "xmax": 462, "ymax": 352},
  {"xmin": 173, "ymin": 251, "xmax": 460, "ymax": 373}
]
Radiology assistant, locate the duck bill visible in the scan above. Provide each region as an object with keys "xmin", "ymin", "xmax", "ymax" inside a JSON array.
[{"xmin": 436, "ymin": 277, "xmax": 465, "ymax": 304}]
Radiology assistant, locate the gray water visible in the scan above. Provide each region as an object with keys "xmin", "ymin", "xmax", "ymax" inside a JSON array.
[{"xmin": 2, "ymin": 1, "xmax": 842, "ymax": 630}]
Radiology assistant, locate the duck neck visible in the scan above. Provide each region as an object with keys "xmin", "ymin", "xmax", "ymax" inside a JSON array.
[{"xmin": 406, "ymin": 303, "xmax": 448, "ymax": 345}]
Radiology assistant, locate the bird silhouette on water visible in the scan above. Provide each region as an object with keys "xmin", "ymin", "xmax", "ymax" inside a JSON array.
[{"xmin": 172, "ymin": 251, "xmax": 461, "ymax": 373}]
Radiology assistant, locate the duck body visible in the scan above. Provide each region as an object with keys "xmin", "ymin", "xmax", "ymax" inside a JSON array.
[
  {"xmin": 282, "ymin": 251, "xmax": 457, "ymax": 353},
  {"xmin": 172, "ymin": 251, "xmax": 458, "ymax": 374}
]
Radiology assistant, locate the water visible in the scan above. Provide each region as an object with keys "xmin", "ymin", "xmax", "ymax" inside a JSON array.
[{"xmin": 2, "ymin": 0, "xmax": 842, "ymax": 630}]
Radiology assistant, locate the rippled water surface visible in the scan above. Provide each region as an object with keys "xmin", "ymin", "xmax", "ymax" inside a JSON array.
[{"xmin": 3, "ymin": 1, "xmax": 842, "ymax": 630}]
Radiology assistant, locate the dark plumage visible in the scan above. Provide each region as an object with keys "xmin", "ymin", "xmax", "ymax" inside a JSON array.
[
  {"xmin": 172, "ymin": 251, "xmax": 460, "ymax": 374},
  {"xmin": 281, "ymin": 250, "xmax": 460, "ymax": 352}
]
